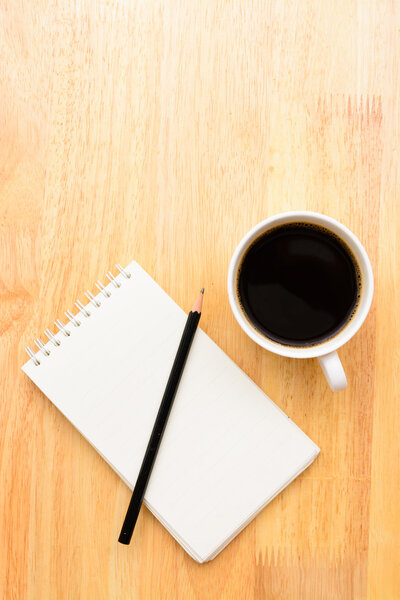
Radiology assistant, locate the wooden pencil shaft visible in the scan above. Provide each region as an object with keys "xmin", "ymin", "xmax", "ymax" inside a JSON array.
[{"xmin": 118, "ymin": 310, "xmax": 201, "ymax": 544}]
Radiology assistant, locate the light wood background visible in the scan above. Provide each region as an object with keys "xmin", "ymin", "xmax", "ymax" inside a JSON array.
[{"xmin": 1, "ymin": 1, "xmax": 399, "ymax": 598}]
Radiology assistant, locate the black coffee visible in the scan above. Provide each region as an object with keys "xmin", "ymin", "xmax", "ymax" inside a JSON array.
[{"xmin": 237, "ymin": 222, "xmax": 361, "ymax": 346}]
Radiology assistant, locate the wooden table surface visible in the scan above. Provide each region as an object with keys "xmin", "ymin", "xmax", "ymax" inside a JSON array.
[{"xmin": 1, "ymin": 1, "xmax": 399, "ymax": 598}]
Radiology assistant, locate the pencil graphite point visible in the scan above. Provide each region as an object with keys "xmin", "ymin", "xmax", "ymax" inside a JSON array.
[{"xmin": 200, "ymin": 288, "xmax": 204, "ymax": 294}]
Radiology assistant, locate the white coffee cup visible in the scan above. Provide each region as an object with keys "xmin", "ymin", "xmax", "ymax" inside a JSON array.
[{"xmin": 227, "ymin": 211, "xmax": 373, "ymax": 391}]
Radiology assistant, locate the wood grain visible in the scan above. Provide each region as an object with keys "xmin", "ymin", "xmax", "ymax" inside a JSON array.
[{"xmin": 0, "ymin": 1, "xmax": 399, "ymax": 598}]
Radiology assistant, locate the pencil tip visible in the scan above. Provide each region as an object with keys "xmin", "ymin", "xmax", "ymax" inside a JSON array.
[{"xmin": 191, "ymin": 289, "xmax": 204, "ymax": 313}]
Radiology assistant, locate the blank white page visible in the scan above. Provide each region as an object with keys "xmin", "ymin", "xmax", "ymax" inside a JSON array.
[{"xmin": 22, "ymin": 260, "xmax": 319, "ymax": 562}]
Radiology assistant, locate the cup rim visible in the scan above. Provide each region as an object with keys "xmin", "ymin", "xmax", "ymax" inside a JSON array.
[{"xmin": 227, "ymin": 211, "xmax": 374, "ymax": 359}]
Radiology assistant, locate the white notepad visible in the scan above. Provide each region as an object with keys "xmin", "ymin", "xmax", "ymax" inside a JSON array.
[{"xmin": 22, "ymin": 260, "xmax": 319, "ymax": 562}]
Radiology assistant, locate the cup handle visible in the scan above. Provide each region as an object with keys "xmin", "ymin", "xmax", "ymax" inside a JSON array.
[{"xmin": 317, "ymin": 351, "xmax": 347, "ymax": 391}]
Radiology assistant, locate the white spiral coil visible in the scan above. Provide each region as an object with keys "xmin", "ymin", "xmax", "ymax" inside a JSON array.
[{"xmin": 25, "ymin": 263, "xmax": 131, "ymax": 366}]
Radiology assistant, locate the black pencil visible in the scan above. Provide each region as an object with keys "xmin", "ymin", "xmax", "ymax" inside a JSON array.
[{"xmin": 118, "ymin": 288, "xmax": 204, "ymax": 545}]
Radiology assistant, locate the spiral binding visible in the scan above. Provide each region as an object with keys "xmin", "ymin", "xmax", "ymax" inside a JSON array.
[
  {"xmin": 25, "ymin": 263, "xmax": 131, "ymax": 366},
  {"xmin": 95, "ymin": 280, "xmax": 111, "ymax": 298}
]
